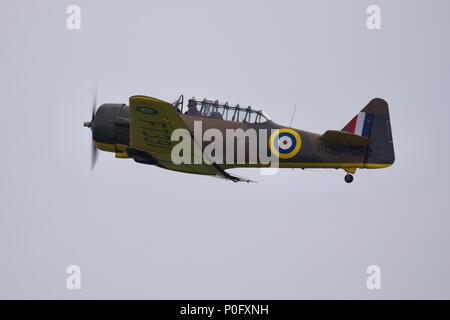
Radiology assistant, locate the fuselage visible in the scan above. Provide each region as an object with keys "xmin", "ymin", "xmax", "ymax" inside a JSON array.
[{"xmin": 90, "ymin": 104, "xmax": 388, "ymax": 171}]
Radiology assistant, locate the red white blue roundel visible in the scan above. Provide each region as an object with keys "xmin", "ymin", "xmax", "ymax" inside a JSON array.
[
  {"xmin": 269, "ymin": 128, "xmax": 302, "ymax": 159},
  {"xmin": 276, "ymin": 133, "xmax": 295, "ymax": 152}
]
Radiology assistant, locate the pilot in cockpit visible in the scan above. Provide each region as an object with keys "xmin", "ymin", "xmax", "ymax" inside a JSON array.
[
  {"xmin": 186, "ymin": 97, "xmax": 200, "ymax": 116},
  {"xmin": 210, "ymin": 100, "xmax": 223, "ymax": 119}
]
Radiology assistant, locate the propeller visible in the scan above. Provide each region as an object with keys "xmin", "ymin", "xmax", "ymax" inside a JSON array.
[{"xmin": 84, "ymin": 90, "xmax": 98, "ymax": 171}]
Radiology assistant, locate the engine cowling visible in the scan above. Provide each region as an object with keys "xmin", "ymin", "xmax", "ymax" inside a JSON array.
[{"xmin": 91, "ymin": 104, "xmax": 130, "ymax": 153}]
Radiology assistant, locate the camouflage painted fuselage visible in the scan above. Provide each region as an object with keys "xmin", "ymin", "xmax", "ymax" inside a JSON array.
[{"xmin": 90, "ymin": 98, "xmax": 394, "ymax": 175}]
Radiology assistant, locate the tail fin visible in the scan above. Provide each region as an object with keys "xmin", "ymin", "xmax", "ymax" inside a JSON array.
[{"xmin": 342, "ymin": 98, "xmax": 395, "ymax": 167}]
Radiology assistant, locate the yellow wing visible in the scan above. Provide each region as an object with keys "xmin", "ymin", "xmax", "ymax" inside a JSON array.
[
  {"xmin": 129, "ymin": 95, "xmax": 226, "ymax": 177},
  {"xmin": 129, "ymin": 95, "xmax": 187, "ymax": 162}
]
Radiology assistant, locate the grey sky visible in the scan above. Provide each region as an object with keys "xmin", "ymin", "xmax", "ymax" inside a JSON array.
[{"xmin": 0, "ymin": 0, "xmax": 449, "ymax": 299}]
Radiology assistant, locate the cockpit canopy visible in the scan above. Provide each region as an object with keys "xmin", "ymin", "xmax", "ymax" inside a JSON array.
[{"xmin": 172, "ymin": 95, "xmax": 271, "ymax": 124}]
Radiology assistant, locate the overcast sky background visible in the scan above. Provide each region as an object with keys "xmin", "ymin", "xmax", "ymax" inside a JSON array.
[{"xmin": 1, "ymin": 0, "xmax": 449, "ymax": 299}]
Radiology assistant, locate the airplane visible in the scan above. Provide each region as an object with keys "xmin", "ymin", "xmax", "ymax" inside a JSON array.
[{"xmin": 84, "ymin": 95, "xmax": 395, "ymax": 183}]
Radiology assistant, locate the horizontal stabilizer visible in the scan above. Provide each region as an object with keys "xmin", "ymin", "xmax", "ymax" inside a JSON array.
[{"xmin": 319, "ymin": 130, "xmax": 370, "ymax": 147}]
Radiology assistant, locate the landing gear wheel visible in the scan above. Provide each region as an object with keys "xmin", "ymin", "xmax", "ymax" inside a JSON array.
[{"xmin": 344, "ymin": 174, "xmax": 354, "ymax": 183}]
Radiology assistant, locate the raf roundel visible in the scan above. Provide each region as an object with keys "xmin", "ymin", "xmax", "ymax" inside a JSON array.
[
  {"xmin": 136, "ymin": 106, "xmax": 158, "ymax": 115},
  {"xmin": 269, "ymin": 128, "xmax": 302, "ymax": 159}
]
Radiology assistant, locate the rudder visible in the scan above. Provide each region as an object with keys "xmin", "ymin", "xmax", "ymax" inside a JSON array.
[{"xmin": 342, "ymin": 98, "xmax": 395, "ymax": 168}]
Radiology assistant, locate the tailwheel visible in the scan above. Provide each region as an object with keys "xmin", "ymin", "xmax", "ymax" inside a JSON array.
[{"xmin": 344, "ymin": 174, "xmax": 354, "ymax": 184}]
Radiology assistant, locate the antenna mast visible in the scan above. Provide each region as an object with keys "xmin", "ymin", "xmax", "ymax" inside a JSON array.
[{"xmin": 289, "ymin": 105, "xmax": 297, "ymax": 127}]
